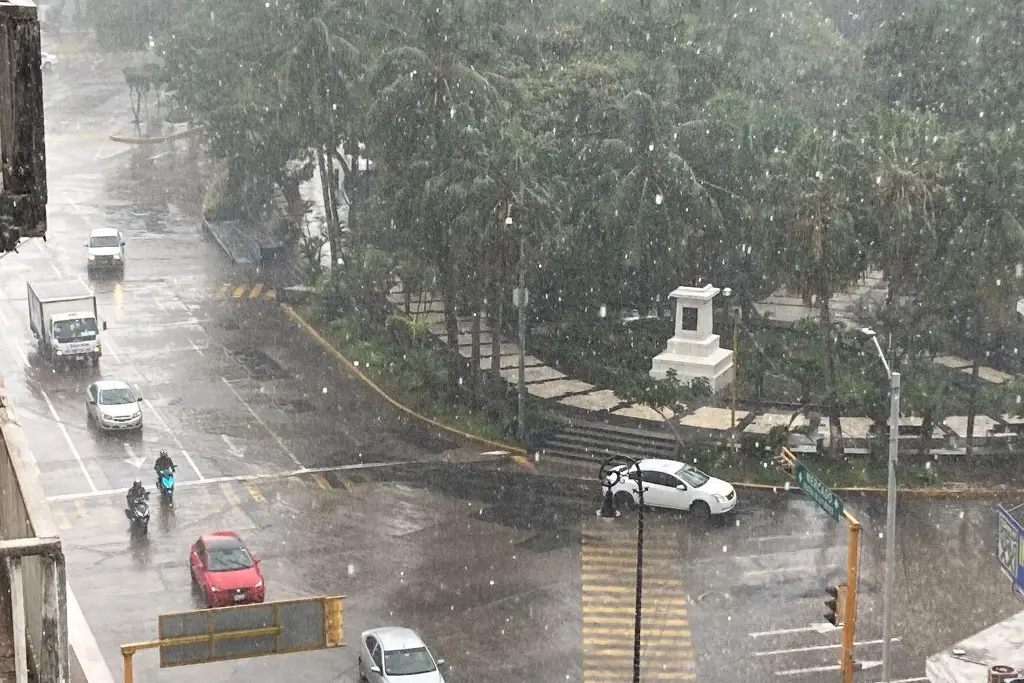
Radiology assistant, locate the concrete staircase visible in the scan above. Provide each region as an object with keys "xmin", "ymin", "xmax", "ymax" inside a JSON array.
[{"xmin": 537, "ymin": 421, "xmax": 678, "ymax": 463}]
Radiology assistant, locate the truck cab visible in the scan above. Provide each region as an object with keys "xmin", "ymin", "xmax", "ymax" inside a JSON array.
[
  {"xmin": 48, "ymin": 312, "xmax": 101, "ymax": 362},
  {"xmin": 86, "ymin": 228, "xmax": 125, "ymax": 273}
]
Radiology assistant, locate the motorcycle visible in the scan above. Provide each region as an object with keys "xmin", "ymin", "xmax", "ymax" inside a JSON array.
[
  {"xmin": 156, "ymin": 467, "xmax": 175, "ymax": 505},
  {"xmin": 125, "ymin": 493, "xmax": 150, "ymax": 534}
]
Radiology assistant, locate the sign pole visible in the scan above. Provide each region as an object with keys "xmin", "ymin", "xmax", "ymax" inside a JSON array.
[{"xmin": 841, "ymin": 511, "xmax": 861, "ymax": 683}]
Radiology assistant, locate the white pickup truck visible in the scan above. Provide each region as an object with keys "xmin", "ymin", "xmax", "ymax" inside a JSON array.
[{"xmin": 27, "ymin": 280, "xmax": 103, "ymax": 366}]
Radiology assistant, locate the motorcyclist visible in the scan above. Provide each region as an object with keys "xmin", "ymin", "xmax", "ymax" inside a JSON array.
[
  {"xmin": 126, "ymin": 480, "xmax": 148, "ymax": 509},
  {"xmin": 154, "ymin": 450, "xmax": 176, "ymax": 475}
]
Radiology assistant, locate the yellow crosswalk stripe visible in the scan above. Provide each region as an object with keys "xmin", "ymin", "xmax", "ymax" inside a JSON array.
[
  {"xmin": 53, "ymin": 507, "xmax": 73, "ymax": 531},
  {"xmin": 216, "ymin": 284, "xmax": 230, "ymax": 298},
  {"xmin": 312, "ymin": 474, "xmax": 333, "ymax": 491},
  {"xmin": 249, "ymin": 283, "xmax": 264, "ymax": 299},
  {"xmin": 581, "ymin": 522, "xmax": 697, "ymax": 682},
  {"xmin": 287, "ymin": 476, "xmax": 308, "ymax": 489},
  {"xmin": 74, "ymin": 499, "xmax": 89, "ymax": 519},
  {"xmin": 263, "ymin": 288, "xmax": 276, "ymax": 300},
  {"xmin": 243, "ymin": 482, "xmax": 265, "ymax": 503},
  {"xmin": 220, "ymin": 482, "xmax": 241, "ymax": 506},
  {"xmin": 232, "ymin": 285, "xmax": 247, "ymax": 299}
]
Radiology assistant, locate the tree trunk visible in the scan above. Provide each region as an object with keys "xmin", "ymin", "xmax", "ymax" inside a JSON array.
[
  {"xmin": 491, "ymin": 265, "xmax": 504, "ymax": 381},
  {"xmin": 315, "ymin": 147, "xmax": 341, "ymax": 271},
  {"xmin": 919, "ymin": 410, "xmax": 933, "ymax": 457},
  {"xmin": 821, "ymin": 297, "xmax": 845, "ymax": 457},
  {"xmin": 439, "ymin": 240, "xmax": 462, "ymax": 401},
  {"xmin": 966, "ymin": 360, "xmax": 980, "ymax": 456}
]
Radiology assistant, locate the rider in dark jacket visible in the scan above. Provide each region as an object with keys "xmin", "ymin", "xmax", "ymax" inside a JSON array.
[
  {"xmin": 154, "ymin": 450, "xmax": 176, "ymax": 475},
  {"xmin": 126, "ymin": 480, "xmax": 147, "ymax": 508}
]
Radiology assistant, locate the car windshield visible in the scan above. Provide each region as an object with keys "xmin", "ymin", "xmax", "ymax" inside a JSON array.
[
  {"xmin": 98, "ymin": 388, "xmax": 135, "ymax": 405},
  {"xmin": 89, "ymin": 235, "xmax": 120, "ymax": 247},
  {"xmin": 206, "ymin": 542, "xmax": 254, "ymax": 571},
  {"xmin": 384, "ymin": 647, "xmax": 436, "ymax": 676},
  {"xmin": 675, "ymin": 464, "xmax": 710, "ymax": 488},
  {"xmin": 52, "ymin": 318, "xmax": 97, "ymax": 342}
]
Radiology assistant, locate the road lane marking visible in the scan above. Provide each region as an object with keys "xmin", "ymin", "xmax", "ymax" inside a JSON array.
[
  {"xmin": 221, "ymin": 376, "xmax": 303, "ymax": 468},
  {"xmin": 232, "ymin": 285, "xmax": 246, "ymax": 299},
  {"xmin": 74, "ymin": 500, "xmax": 89, "ymax": 518},
  {"xmin": 68, "ymin": 585, "xmax": 116, "ymax": 683},
  {"xmin": 750, "ymin": 623, "xmax": 839, "ymax": 638},
  {"xmin": 287, "ymin": 476, "xmax": 308, "ymax": 489},
  {"xmin": 44, "ymin": 459, "xmax": 413, "ymax": 502},
  {"xmin": 755, "ymin": 638, "xmax": 897, "ymax": 656},
  {"xmin": 52, "ymin": 507, "xmax": 73, "ymax": 530},
  {"xmin": 312, "ymin": 474, "xmax": 332, "ymax": 490},
  {"xmin": 243, "ymin": 482, "xmax": 265, "ymax": 503},
  {"xmin": 40, "ymin": 389, "xmax": 98, "ymax": 492},
  {"xmin": 220, "ymin": 482, "xmax": 241, "ymax": 507},
  {"xmin": 249, "ymin": 283, "xmax": 264, "ymax": 299},
  {"xmin": 187, "ymin": 338, "xmax": 204, "ymax": 355},
  {"xmin": 132, "ymin": 383, "xmax": 205, "ymax": 480},
  {"xmin": 220, "ymin": 434, "xmax": 245, "ymax": 458},
  {"xmin": 216, "ymin": 284, "xmax": 229, "ymax": 298},
  {"xmin": 264, "ymin": 288, "xmax": 276, "ymax": 299}
]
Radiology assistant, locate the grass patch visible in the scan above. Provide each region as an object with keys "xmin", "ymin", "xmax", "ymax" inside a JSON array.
[
  {"xmin": 296, "ymin": 303, "xmax": 551, "ymax": 446},
  {"xmin": 677, "ymin": 441, "xmax": 946, "ymax": 489}
]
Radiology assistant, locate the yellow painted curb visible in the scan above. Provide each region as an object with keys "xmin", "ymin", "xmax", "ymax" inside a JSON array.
[
  {"xmin": 109, "ymin": 125, "xmax": 204, "ymax": 145},
  {"xmin": 282, "ymin": 304, "xmax": 531, "ymax": 462}
]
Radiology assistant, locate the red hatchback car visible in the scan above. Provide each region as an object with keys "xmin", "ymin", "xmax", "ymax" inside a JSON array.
[{"xmin": 189, "ymin": 531, "xmax": 265, "ymax": 608}]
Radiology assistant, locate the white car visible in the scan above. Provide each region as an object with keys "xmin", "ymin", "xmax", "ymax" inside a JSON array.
[
  {"xmin": 359, "ymin": 627, "xmax": 445, "ymax": 683},
  {"xmin": 86, "ymin": 227, "xmax": 125, "ymax": 273},
  {"xmin": 86, "ymin": 380, "xmax": 143, "ymax": 431},
  {"xmin": 41, "ymin": 52, "xmax": 57, "ymax": 71},
  {"xmin": 606, "ymin": 458, "xmax": 737, "ymax": 518}
]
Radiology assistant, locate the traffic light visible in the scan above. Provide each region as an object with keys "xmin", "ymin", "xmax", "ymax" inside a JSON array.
[{"xmin": 824, "ymin": 584, "xmax": 846, "ymax": 626}]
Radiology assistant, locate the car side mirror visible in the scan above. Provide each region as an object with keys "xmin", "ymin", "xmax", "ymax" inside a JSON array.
[
  {"xmin": 676, "ymin": 484, "xmax": 687, "ymax": 490},
  {"xmin": 88, "ymin": 399, "xmax": 96, "ymax": 405},
  {"xmin": 137, "ymin": 397, "xmax": 143, "ymax": 402},
  {"xmin": 102, "ymin": 321, "xmax": 108, "ymax": 331},
  {"xmin": 369, "ymin": 665, "xmax": 381, "ymax": 674},
  {"xmin": 253, "ymin": 557, "xmax": 261, "ymax": 565},
  {"xmin": 437, "ymin": 658, "xmax": 446, "ymax": 666}
]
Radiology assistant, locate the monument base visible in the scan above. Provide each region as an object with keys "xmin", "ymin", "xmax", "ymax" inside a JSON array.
[{"xmin": 649, "ymin": 348, "xmax": 735, "ymax": 393}]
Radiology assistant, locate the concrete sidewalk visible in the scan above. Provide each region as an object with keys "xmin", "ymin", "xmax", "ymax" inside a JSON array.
[{"xmin": 385, "ymin": 281, "xmax": 1024, "ymax": 452}]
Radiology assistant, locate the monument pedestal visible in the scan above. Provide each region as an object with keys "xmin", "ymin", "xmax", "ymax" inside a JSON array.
[{"xmin": 649, "ymin": 284, "xmax": 735, "ymax": 393}]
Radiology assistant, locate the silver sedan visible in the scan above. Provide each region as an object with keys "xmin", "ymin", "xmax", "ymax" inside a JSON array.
[
  {"xmin": 86, "ymin": 380, "xmax": 143, "ymax": 431},
  {"xmin": 359, "ymin": 627, "xmax": 445, "ymax": 683}
]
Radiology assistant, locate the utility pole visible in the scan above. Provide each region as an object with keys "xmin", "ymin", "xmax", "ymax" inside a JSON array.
[
  {"xmin": 516, "ymin": 232, "xmax": 527, "ymax": 443},
  {"xmin": 881, "ymin": 369, "xmax": 900, "ymax": 682}
]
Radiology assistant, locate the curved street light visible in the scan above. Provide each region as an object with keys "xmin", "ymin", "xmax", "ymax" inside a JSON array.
[{"xmin": 598, "ymin": 454, "xmax": 646, "ymax": 683}]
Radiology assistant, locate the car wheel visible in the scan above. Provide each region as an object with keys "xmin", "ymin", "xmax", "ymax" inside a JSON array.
[
  {"xmin": 690, "ymin": 501, "xmax": 711, "ymax": 521},
  {"xmin": 613, "ymin": 491, "xmax": 636, "ymax": 511},
  {"xmin": 358, "ymin": 657, "xmax": 367, "ymax": 681}
]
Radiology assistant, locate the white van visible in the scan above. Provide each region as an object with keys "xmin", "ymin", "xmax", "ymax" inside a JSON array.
[{"xmin": 86, "ymin": 228, "xmax": 125, "ymax": 273}]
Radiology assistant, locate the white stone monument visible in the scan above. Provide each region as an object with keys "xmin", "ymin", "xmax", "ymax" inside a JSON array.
[{"xmin": 649, "ymin": 284, "xmax": 735, "ymax": 392}]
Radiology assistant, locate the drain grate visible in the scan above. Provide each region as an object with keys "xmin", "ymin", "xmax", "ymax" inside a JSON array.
[{"xmin": 228, "ymin": 348, "xmax": 290, "ymax": 381}]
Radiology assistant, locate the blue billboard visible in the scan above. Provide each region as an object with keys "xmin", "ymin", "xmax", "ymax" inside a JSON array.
[{"xmin": 996, "ymin": 503, "xmax": 1024, "ymax": 594}]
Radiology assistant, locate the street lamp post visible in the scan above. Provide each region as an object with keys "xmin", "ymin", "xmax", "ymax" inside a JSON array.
[
  {"xmin": 722, "ymin": 287, "xmax": 739, "ymax": 431},
  {"xmin": 598, "ymin": 455, "xmax": 645, "ymax": 683},
  {"xmin": 861, "ymin": 327, "xmax": 899, "ymax": 683}
]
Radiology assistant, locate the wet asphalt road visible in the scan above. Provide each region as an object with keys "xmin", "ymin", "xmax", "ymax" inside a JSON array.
[{"xmin": 0, "ymin": 41, "xmax": 1019, "ymax": 683}]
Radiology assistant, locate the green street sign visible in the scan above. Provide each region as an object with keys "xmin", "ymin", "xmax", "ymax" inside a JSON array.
[{"xmin": 795, "ymin": 461, "xmax": 844, "ymax": 522}]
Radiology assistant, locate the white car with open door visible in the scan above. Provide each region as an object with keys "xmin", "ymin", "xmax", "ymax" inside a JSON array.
[{"xmin": 606, "ymin": 458, "xmax": 737, "ymax": 519}]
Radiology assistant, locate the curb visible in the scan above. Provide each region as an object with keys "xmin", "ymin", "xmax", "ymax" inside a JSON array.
[
  {"xmin": 282, "ymin": 304, "xmax": 531, "ymax": 462},
  {"xmin": 282, "ymin": 305, "xmax": 1014, "ymax": 499},
  {"xmin": 109, "ymin": 126, "xmax": 204, "ymax": 145}
]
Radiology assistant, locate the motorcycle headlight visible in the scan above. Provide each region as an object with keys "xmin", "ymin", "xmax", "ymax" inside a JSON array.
[{"xmin": 55, "ymin": 350, "xmax": 63, "ymax": 356}]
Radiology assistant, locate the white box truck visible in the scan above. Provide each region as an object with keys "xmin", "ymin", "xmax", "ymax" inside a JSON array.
[{"xmin": 27, "ymin": 280, "xmax": 102, "ymax": 365}]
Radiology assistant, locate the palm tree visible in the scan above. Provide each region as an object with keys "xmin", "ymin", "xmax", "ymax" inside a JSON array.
[
  {"xmin": 365, "ymin": 0, "xmax": 507, "ymax": 396},
  {"xmin": 274, "ymin": 0, "xmax": 363, "ymax": 271},
  {"xmin": 760, "ymin": 127, "xmax": 867, "ymax": 456}
]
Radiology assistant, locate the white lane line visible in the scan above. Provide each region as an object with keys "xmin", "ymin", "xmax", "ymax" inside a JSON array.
[
  {"xmin": 756, "ymin": 638, "xmax": 896, "ymax": 656},
  {"xmin": 221, "ymin": 434, "xmax": 245, "ymax": 458},
  {"xmin": 221, "ymin": 376, "xmax": 303, "ymax": 469},
  {"xmin": 750, "ymin": 624, "xmax": 838, "ymax": 638},
  {"xmin": 132, "ymin": 383, "xmax": 204, "ymax": 480},
  {"xmin": 745, "ymin": 564, "xmax": 834, "ymax": 577},
  {"xmin": 67, "ymin": 585, "xmax": 115, "ymax": 683},
  {"xmin": 101, "ymin": 331, "xmax": 124, "ymax": 365},
  {"xmin": 875, "ymin": 678, "xmax": 928, "ymax": 683},
  {"xmin": 777, "ymin": 661, "xmax": 882, "ymax": 677},
  {"xmin": 40, "ymin": 389, "xmax": 98, "ymax": 492},
  {"xmin": 45, "ymin": 459, "xmax": 426, "ymax": 501},
  {"xmin": 187, "ymin": 338, "xmax": 204, "ymax": 355}
]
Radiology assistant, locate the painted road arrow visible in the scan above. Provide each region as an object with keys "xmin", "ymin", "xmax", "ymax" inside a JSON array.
[{"xmin": 122, "ymin": 442, "xmax": 146, "ymax": 468}]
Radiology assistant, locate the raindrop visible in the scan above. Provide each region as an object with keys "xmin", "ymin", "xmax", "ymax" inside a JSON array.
[
  {"xmin": 721, "ymin": 545, "xmax": 728, "ymax": 553},
  {"xmin": 489, "ymin": 580, "xmax": 495, "ymax": 586},
  {"xmin": 348, "ymin": 563, "xmax": 355, "ymax": 575},
  {"xmin": 322, "ymin": 387, "xmax": 328, "ymax": 394},
  {"xmin": 655, "ymin": 194, "xmax": 663, "ymax": 206}
]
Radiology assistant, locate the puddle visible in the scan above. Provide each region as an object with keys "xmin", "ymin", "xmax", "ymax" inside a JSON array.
[{"xmin": 227, "ymin": 348, "xmax": 290, "ymax": 381}]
